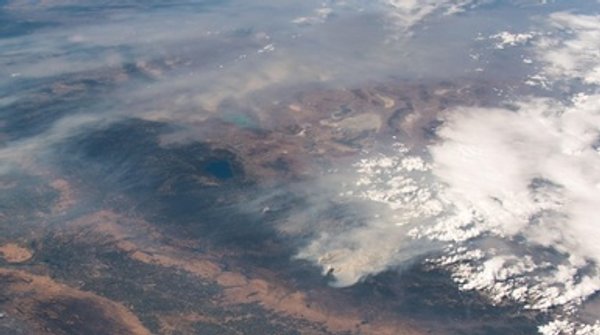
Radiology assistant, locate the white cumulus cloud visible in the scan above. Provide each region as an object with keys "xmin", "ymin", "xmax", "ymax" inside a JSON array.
[{"xmin": 535, "ymin": 12, "xmax": 600, "ymax": 85}]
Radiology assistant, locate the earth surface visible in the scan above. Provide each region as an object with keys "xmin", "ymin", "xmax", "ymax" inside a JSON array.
[{"xmin": 1, "ymin": 1, "xmax": 600, "ymax": 335}]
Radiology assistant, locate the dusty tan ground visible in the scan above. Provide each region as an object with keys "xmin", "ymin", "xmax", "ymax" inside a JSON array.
[
  {"xmin": 59, "ymin": 210, "xmax": 423, "ymax": 335},
  {"xmin": 0, "ymin": 243, "xmax": 33, "ymax": 263},
  {"xmin": 0, "ymin": 79, "xmax": 501, "ymax": 335},
  {"xmin": 0, "ymin": 268, "xmax": 151, "ymax": 335}
]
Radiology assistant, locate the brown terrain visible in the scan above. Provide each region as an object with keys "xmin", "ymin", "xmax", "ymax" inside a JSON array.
[
  {"xmin": 0, "ymin": 268, "xmax": 150, "ymax": 335},
  {"xmin": 0, "ymin": 244, "xmax": 33, "ymax": 264},
  {"xmin": 0, "ymin": 78, "xmax": 501, "ymax": 335}
]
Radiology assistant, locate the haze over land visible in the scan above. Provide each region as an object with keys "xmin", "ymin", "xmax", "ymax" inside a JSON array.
[{"xmin": 1, "ymin": 1, "xmax": 600, "ymax": 335}]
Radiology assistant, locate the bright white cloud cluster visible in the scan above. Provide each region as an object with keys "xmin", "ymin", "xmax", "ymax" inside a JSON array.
[
  {"xmin": 535, "ymin": 12, "xmax": 600, "ymax": 85},
  {"xmin": 424, "ymin": 94, "xmax": 600, "ymax": 320},
  {"xmin": 490, "ymin": 31, "xmax": 535, "ymax": 49},
  {"xmin": 539, "ymin": 320, "xmax": 600, "ymax": 335},
  {"xmin": 428, "ymin": 94, "xmax": 600, "ymax": 253},
  {"xmin": 297, "ymin": 9, "xmax": 600, "ymax": 334},
  {"xmin": 299, "ymin": 93, "xmax": 600, "ymax": 333}
]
